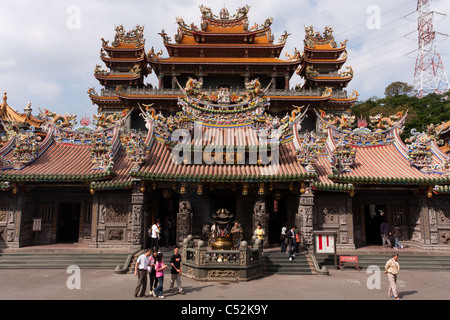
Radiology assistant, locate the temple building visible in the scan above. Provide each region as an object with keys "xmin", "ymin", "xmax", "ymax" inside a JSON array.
[{"xmin": 0, "ymin": 5, "xmax": 449, "ymax": 252}]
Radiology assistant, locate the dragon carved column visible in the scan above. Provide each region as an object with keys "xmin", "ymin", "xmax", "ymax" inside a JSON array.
[
  {"xmin": 298, "ymin": 192, "xmax": 314, "ymax": 250},
  {"xmin": 177, "ymin": 197, "xmax": 193, "ymax": 245},
  {"xmin": 253, "ymin": 196, "xmax": 268, "ymax": 248}
]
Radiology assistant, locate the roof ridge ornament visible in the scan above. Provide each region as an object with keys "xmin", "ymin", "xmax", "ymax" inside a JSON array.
[
  {"xmin": 111, "ymin": 24, "xmax": 145, "ymax": 47},
  {"xmin": 220, "ymin": 5, "xmax": 230, "ymax": 20},
  {"xmin": 304, "ymin": 25, "xmax": 339, "ymax": 49}
]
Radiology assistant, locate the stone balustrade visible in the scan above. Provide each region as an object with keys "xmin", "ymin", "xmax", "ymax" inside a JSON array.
[{"xmin": 181, "ymin": 235, "xmax": 264, "ymax": 282}]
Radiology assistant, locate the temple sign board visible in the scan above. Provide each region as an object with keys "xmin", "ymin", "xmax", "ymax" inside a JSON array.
[{"xmin": 313, "ymin": 231, "xmax": 337, "ymax": 269}]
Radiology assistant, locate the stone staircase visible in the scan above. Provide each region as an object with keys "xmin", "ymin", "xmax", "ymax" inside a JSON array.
[
  {"xmin": 0, "ymin": 252, "xmax": 130, "ymax": 270},
  {"xmin": 263, "ymin": 251, "xmax": 315, "ymax": 275}
]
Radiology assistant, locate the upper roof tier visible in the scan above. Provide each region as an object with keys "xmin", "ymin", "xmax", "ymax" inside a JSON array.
[
  {"xmin": 303, "ymin": 26, "xmax": 347, "ymax": 56},
  {"xmin": 102, "ymin": 25, "xmax": 146, "ymax": 52},
  {"xmin": 0, "ymin": 92, "xmax": 43, "ymax": 134},
  {"xmin": 166, "ymin": 5, "xmax": 282, "ymax": 46}
]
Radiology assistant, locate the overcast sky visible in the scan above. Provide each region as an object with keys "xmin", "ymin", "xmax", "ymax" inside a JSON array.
[{"xmin": 0, "ymin": 0, "xmax": 449, "ymax": 117}]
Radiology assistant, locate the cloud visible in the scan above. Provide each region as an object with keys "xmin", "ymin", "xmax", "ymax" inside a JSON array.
[
  {"xmin": 0, "ymin": 0, "xmax": 449, "ymax": 115},
  {"xmin": 27, "ymin": 81, "xmax": 63, "ymax": 101},
  {"xmin": 0, "ymin": 59, "xmax": 18, "ymax": 69}
]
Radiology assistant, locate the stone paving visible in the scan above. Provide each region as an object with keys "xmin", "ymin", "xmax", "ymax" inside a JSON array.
[
  {"xmin": 2, "ymin": 244, "xmax": 450, "ymax": 301},
  {"xmin": 0, "ymin": 245, "xmax": 448, "ymax": 317},
  {"xmin": 0, "ymin": 266, "xmax": 449, "ymax": 301}
]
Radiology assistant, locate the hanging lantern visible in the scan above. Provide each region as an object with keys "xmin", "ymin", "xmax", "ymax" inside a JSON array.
[{"xmin": 242, "ymin": 183, "xmax": 248, "ymax": 196}]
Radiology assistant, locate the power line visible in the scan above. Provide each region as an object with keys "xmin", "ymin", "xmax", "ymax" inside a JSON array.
[
  {"xmin": 353, "ymin": 49, "xmax": 414, "ymax": 77},
  {"xmin": 347, "ymin": 16, "xmax": 415, "ymax": 47},
  {"xmin": 334, "ymin": 0, "xmax": 414, "ymax": 38},
  {"xmin": 348, "ymin": 30, "xmax": 414, "ymax": 63},
  {"xmin": 352, "ymin": 42, "xmax": 416, "ymax": 73},
  {"xmin": 350, "ymin": 34, "xmax": 413, "ymax": 62}
]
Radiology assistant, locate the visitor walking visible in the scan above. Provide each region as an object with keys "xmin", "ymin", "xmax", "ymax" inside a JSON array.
[
  {"xmin": 380, "ymin": 220, "xmax": 392, "ymax": 247},
  {"xmin": 294, "ymin": 225, "xmax": 301, "ymax": 253},
  {"xmin": 280, "ymin": 224, "xmax": 287, "ymax": 253},
  {"xmin": 153, "ymin": 252, "xmax": 167, "ymax": 298},
  {"xmin": 151, "ymin": 219, "xmax": 160, "ymax": 251},
  {"xmin": 148, "ymin": 250, "xmax": 158, "ymax": 296},
  {"xmin": 393, "ymin": 224, "xmax": 404, "ymax": 250},
  {"xmin": 134, "ymin": 249, "xmax": 151, "ymax": 298},
  {"xmin": 384, "ymin": 253, "xmax": 401, "ymax": 300},
  {"xmin": 287, "ymin": 226, "xmax": 296, "ymax": 261},
  {"xmin": 169, "ymin": 246, "xmax": 185, "ymax": 294}
]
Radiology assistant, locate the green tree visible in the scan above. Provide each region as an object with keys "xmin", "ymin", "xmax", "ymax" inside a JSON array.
[
  {"xmin": 351, "ymin": 91, "xmax": 450, "ymax": 140},
  {"xmin": 384, "ymin": 81, "xmax": 413, "ymax": 98}
]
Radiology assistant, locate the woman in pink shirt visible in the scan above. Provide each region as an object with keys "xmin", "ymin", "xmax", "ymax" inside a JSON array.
[{"xmin": 153, "ymin": 253, "xmax": 167, "ymax": 298}]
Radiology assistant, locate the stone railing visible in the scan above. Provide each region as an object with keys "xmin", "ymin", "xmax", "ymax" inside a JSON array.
[{"xmin": 181, "ymin": 235, "xmax": 264, "ymax": 282}]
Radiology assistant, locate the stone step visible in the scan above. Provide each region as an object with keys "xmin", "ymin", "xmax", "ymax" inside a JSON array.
[
  {"xmin": 316, "ymin": 254, "xmax": 450, "ymax": 271},
  {"xmin": 263, "ymin": 252, "xmax": 314, "ymax": 275},
  {"xmin": 0, "ymin": 253, "xmax": 129, "ymax": 270}
]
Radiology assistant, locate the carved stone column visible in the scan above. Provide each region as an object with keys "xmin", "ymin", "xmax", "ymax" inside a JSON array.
[
  {"xmin": 337, "ymin": 196, "xmax": 355, "ymax": 250},
  {"xmin": 298, "ymin": 193, "xmax": 314, "ymax": 250},
  {"xmin": 418, "ymin": 197, "xmax": 431, "ymax": 246},
  {"xmin": 5, "ymin": 195, "xmax": 23, "ymax": 248},
  {"xmin": 131, "ymin": 191, "xmax": 145, "ymax": 250},
  {"xmin": 90, "ymin": 194, "xmax": 100, "ymax": 248},
  {"xmin": 177, "ymin": 197, "xmax": 193, "ymax": 245},
  {"xmin": 253, "ymin": 196, "xmax": 268, "ymax": 248}
]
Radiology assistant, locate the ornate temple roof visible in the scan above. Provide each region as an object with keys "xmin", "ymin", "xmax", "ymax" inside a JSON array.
[
  {"xmin": 0, "ymin": 109, "xmax": 138, "ymax": 192},
  {"xmin": 306, "ymin": 110, "xmax": 450, "ymax": 195},
  {"xmin": 1, "ymin": 82, "xmax": 450, "ymax": 195},
  {"xmin": 0, "ymin": 92, "xmax": 43, "ymax": 132},
  {"xmin": 170, "ymin": 5, "xmax": 275, "ymax": 44},
  {"xmin": 303, "ymin": 26, "xmax": 347, "ymax": 52}
]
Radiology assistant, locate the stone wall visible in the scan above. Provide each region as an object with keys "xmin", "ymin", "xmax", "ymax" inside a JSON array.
[
  {"xmin": 313, "ymin": 193, "xmax": 355, "ymax": 250},
  {"xmin": 410, "ymin": 195, "xmax": 450, "ymax": 249}
]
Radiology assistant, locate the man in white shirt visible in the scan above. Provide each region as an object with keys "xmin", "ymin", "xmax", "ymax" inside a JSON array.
[
  {"xmin": 134, "ymin": 249, "xmax": 151, "ymax": 297},
  {"xmin": 151, "ymin": 220, "xmax": 160, "ymax": 251}
]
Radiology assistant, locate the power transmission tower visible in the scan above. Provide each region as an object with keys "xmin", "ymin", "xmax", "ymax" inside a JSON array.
[{"xmin": 413, "ymin": 0, "xmax": 449, "ymax": 98}]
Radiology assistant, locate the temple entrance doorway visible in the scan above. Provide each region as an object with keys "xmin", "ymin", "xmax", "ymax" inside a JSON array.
[
  {"xmin": 148, "ymin": 189, "xmax": 179, "ymax": 248},
  {"xmin": 268, "ymin": 194, "xmax": 287, "ymax": 246},
  {"xmin": 364, "ymin": 204, "xmax": 386, "ymax": 245},
  {"xmin": 57, "ymin": 203, "xmax": 80, "ymax": 243}
]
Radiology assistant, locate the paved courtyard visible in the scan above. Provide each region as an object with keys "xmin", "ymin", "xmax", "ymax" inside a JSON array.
[
  {"xmin": 0, "ymin": 264, "xmax": 447, "ymax": 318},
  {"xmin": 0, "ymin": 267, "xmax": 448, "ymax": 300}
]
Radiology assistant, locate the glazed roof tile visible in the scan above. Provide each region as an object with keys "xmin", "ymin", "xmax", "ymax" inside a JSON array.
[{"xmin": 134, "ymin": 139, "xmax": 313, "ymax": 182}]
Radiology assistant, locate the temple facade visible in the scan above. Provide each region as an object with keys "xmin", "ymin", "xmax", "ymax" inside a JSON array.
[{"xmin": 0, "ymin": 5, "xmax": 449, "ymax": 252}]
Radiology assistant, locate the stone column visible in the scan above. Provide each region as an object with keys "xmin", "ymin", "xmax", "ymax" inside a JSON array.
[
  {"xmin": 298, "ymin": 192, "xmax": 314, "ymax": 250},
  {"xmin": 337, "ymin": 196, "xmax": 355, "ymax": 250},
  {"xmin": 177, "ymin": 197, "xmax": 193, "ymax": 245},
  {"xmin": 5, "ymin": 194, "xmax": 23, "ymax": 248},
  {"xmin": 252, "ymin": 196, "xmax": 268, "ymax": 248},
  {"xmin": 131, "ymin": 191, "xmax": 145, "ymax": 250},
  {"xmin": 418, "ymin": 197, "xmax": 431, "ymax": 246},
  {"xmin": 90, "ymin": 194, "xmax": 99, "ymax": 248}
]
